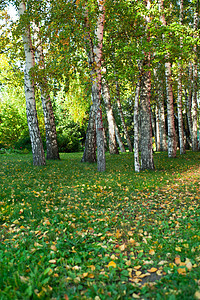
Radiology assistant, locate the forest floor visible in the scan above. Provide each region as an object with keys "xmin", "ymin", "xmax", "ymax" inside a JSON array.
[{"xmin": 0, "ymin": 151, "xmax": 200, "ymax": 299}]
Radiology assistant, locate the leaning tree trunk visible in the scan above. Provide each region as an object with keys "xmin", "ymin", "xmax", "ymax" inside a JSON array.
[
  {"xmin": 159, "ymin": 0, "xmax": 177, "ymax": 157},
  {"xmin": 34, "ymin": 24, "xmax": 60, "ymax": 160},
  {"xmin": 81, "ymin": 103, "xmax": 97, "ymax": 163},
  {"xmin": 115, "ymin": 81, "xmax": 133, "ymax": 152},
  {"xmin": 192, "ymin": 1, "xmax": 199, "ymax": 151},
  {"xmin": 101, "ymin": 73, "xmax": 119, "ymax": 154},
  {"xmin": 18, "ymin": 2, "xmax": 45, "ymax": 166},
  {"xmin": 177, "ymin": 0, "xmax": 185, "ymax": 154},
  {"xmin": 114, "ymin": 122, "xmax": 126, "ymax": 153},
  {"xmin": 134, "ymin": 78, "xmax": 140, "ymax": 172},
  {"xmin": 140, "ymin": 64, "xmax": 154, "ymax": 170}
]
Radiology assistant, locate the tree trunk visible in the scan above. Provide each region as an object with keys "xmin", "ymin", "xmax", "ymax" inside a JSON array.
[
  {"xmin": 34, "ymin": 24, "xmax": 60, "ymax": 160},
  {"xmin": 115, "ymin": 81, "xmax": 133, "ymax": 152},
  {"xmin": 18, "ymin": 2, "xmax": 45, "ymax": 166},
  {"xmin": 158, "ymin": 85, "xmax": 167, "ymax": 151},
  {"xmin": 84, "ymin": 1, "xmax": 106, "ymax": 171},
  {"xmin": 134, "ymin": 78, "xmax": 140, "ymax": 172},
  {"xmin": 192, "ymin": 1, "xmax": 199, "ymax": 151},
  {"xmin": 155, "ymin": 104, "xmax": 161, "ymax": 151},
  {"xmin": 140, "ymin": 65, "xmax": 154, "ymax": 170},
  {"xmin": 186, "ymin": 64, "xmax": 193, "ymax": 141},
  {"xmin": 114, "ymin": 122, "xmax": 126, "ymax": 153},
  {"xmin": 159, "ymin": 0, "xmax": 177, "ymax": 157},
  {"xmin": 177, "ymin": 0, "xmax": 185, "ymax": 154},
  {"xmin": 101, "ymin": 73, "xmax": 119, "ymax": 154},
  {"xmin": 81, "ymin": 103, "xmax": 97, "ymax": 163}
]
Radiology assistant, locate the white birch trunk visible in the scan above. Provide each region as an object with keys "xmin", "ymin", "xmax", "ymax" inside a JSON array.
[
  {"xmin": 34, "ymin": 24, "xmax": 60, "ymax": 160},
  {"xmin": 101, "ymin": 71, "xmax": 119, "ymax": 154},
  {"xmin": 134, "ymin": 79, "xmax": 140, "ymax": 172},
  {"xmin": 18, "ymin": 2, "xmax": 45, "ymax": 166},
  {"xmin": 84, "ymin": 1, "xmax": 106, "ymax": 171},
  {"xmin": 140, "ymin": 65, "xmax": 154, "ymax": 170},
  {"xmin": 155, "ymin": 104, "xmax": 161, "ymax": 151},
  {"xmin": 114, "ymin": 122, "xmax": 126, "ymax": 153},
  {"xmin": 159, "ymin": 0, "xmax": 177, "ymax": 157},
  {"xmin": 177, "ymin": 0, "xmax": 185, "ymax": 154},
  {"xmin": 187, "ymin": 63, "xmax": 193, "ymax": 140},
  {"xmin": 192, "ymin": 3, "xmax": 199, "ymax": 151}
]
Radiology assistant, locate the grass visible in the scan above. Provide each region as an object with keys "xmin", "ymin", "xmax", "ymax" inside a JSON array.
[{"xmin": 0, "ymin": 151, "xmax": 200, "ymax": 299}]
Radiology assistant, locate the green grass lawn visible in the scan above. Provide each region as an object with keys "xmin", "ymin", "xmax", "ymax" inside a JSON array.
[{"xmin": 0, "ymin": 151, "xmax": 200, "ymax": 299}]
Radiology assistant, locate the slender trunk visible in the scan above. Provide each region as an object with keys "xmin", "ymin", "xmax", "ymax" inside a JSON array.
[
  {"xmin": 177, "ymin": 0, "xmax": 185, "ymax": 154},
  {"xmin": 155, "ymin": 104, "xmax": 161, "ymax": 151},
  {"xmin": 192, "ymin": 1, "xmax": 199, "ymax": 151},
  {"xmin": 114, "ymin": 121, "xmax": 126, "ymax": 153},
  {"xmin": 140, "ymin": 64, "xmax": 154, "ymax": 170},
  {"xmin": 18, "ymin": 2, "xmax": 45, "ymax": 166},
  {"xmin": 116, "ymin": 81, "xmax": 133, "ymax": 152},
  {"xmin": 186, "ymin": 64, "xmax": 193, "ymax": 140},
  {"xmin": 159, "ymin": 0, "xmax": 177, "ymax": 157},
  {"xmin": 134, "ymin": 78, "xmax": 140, "ymax": 172},
  {"xmin": 34, "ymin": 24, "xmax": 60, "ymax": 160},
  {"xmin": 81, "ymin": 103, "xmax": 97, "ymax": 163},
  {"xmin": 101, "ymin": 73, "xmax": 119, "ymax": 154},
  {"xmin": 151, "ymin": 109, "xmax": 156, "ymax": 151}
]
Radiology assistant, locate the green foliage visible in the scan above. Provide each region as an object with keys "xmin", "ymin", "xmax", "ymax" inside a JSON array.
[{"xmin": 0, "ymin": 151, "xmax": 200, "ymax": 299}]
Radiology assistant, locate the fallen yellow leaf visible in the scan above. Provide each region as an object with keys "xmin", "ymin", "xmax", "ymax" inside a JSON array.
[
  {"xmin": 175, "ymin": 256, "xmax": 181, "ymax": 265},
  {"xmin": 177, "ymin": 267, "xmax": 186, "ymax": 274},
  {"xmin": 107, "ymin": 261, "xmax": 117, "ymax": 268},
  {"xmin": 147, "ymin": 267, "xmax": 157, "ymax": 273},
  {"xmin": 135, "ymin": 271, "xmax": 142, "ymax": 276},
  {"xmin": 149, "ymin": 249, "xmax": 155, "ymax": 255}
]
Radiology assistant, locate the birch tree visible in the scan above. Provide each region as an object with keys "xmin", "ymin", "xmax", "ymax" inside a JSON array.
[
  {"xmin": 34, "ymin": 24, "xmax": 60, "ymax": 160},
  {"xmin": 159, "ymin": 0, "xmax": 177, "ymax": 158},
  {"xmin": 177, "ymin": 0, "xmax": 185, "ymax": 154},
  {"xmin": 18, "ymin": 1, "xmax": 46, "ymax": 166}
]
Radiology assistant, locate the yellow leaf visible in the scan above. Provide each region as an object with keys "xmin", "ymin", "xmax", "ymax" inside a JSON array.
[
  {"xmin": 177, "ymin": 267, "xmax": 186, "ymax": 274},
  {"xmin": 194, "ymin": 290, "xmax": 200, "ymax": 300},
  {"xmin": 88, "ymin": 265, "xmax": 95, "ymax": 271},
  {"xmin": 128, "ymin": 231, "xmax": 134, "ymax": 236},
  {"xmin": 147, "ymin": 267, "xmax": 157, "ymax": 273},
  {"xmin": 119, "ymin": 244, "xmax": 126, "ymax": 251},
  {"xmin": 134, "ymin": 265, "xmax": 141, "ymax": 270},
  {"xmin": 88, "ymin": 273, "xmax": 94, "ymax": 278},
  {"xmin": 156, "ymin": 270, "xmax": 163, "ymax": 276},
  {"xmin": 82, "ymin": 272, "xmax": 88, "ymax": 278},
  {"xmin": 50, "ymin": 245, "xmax": 57, "ymax": 251},
  {"xmin": 149, "ymin": 249, "xmax": 155, "ymax": 255},
  {"xmin": 186, "ymin": 261, "xmax": 192, "ymax": 271},
  {"xmin": 175, "ymin": 246, "xmax": 182, "ymax": 252},
  {"xmin": 175, "ymin": 256, "xmax": 181, "ymax": 265},
  {"xmin": 135, "ymin": 271, "xmax": 142, "ymax": 276},
  {"xmin": 129, "ymin": 238, "xmax": 135, "ymax": 244},
  {"xmin": 107, "ymin": 261, "xmax": 117, "ymax": 268},
  {"xmin": 126, "ymin": 260, "xmax": 131, "ymax": 266},
  {"xmin": 34, "ymin": 242, "xmax": 43, "ymax": 247},
  {"xmin": 139, "ymin": 273, "xmax": 150, "ymax": 278},
  {"xmin": 132, "ymin": 293, "xmax": 140, "ymax": 298}
]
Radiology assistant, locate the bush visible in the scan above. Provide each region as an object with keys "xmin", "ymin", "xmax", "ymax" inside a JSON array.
[{"xmin": 57, "ymin": 133, "xmax": 81, "ymax": 153}]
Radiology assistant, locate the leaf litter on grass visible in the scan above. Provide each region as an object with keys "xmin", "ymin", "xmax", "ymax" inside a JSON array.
[{"xmin": 0, "ymin": 151, "xmax": 199, "ymax": 299}]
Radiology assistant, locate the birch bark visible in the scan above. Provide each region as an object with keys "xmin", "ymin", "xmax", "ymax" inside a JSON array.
[
  {"xmin": 159, "ymin": 0, "xmax": 177, "ymax": 157},
  {"xmin": 34, "ymin": 24, "xmax": 60, "ymax": 160},
  {"xmin": 134, "ymin": 78, "xmax": 140, "ymax": 172},
  {"xmin": 177, "ymin": 0, "xmax": 185, "ymax": 154},
  {"xmin": 192, "ymin": 1, "xmax": 199, "ymax": 151},
  {"xmin": 101, "ymin": 71, "xmax": 119, "ymax": 154},
  {"xmin": 18, "ymin": 2, "xmax": 45, "ymax": 166}
]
